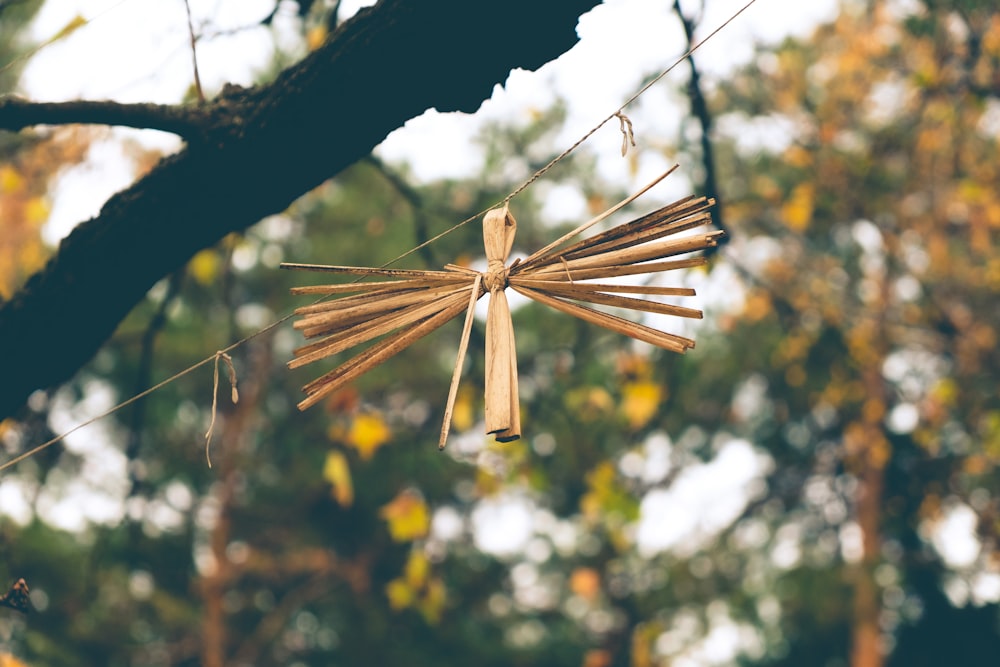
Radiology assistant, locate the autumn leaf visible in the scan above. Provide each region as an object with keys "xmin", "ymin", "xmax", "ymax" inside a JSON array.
[
  {"xmin": 631, "ymin": 623, "xmax": 658, "ymax": 667},
  {"xmin": 386, "ymin": 578, "xmax": 414, "ymax": 610},
  {"xmin": 189, "ymin": 248, "xmax": 220, "ymax": 286},
  {"xmin": 781, "ymin": 182, "xmax": 814, "ymax": 231},
  {"xmin": 380, "ymin": 490, "xmax": 430, "ymax": 542},
  {"xmin": 306, "ymin": 25, "xmax": 328, "ymax": 51},
  {"xmin": 582, "ymin": 649, "xmax": 613, "ymax": 667},
  {"xmin": 387, "ymin": 550, "xmax": 445, "ymax": 622},
  {"xmin": 417, "ymin": 577, "xmax": 446, "ymax": 624},
  {"xmin": 620, "ymin": 381, "xmax": 662, "ymax": 430},
  {"xmin": 0, "ymin": 165, "xmax": 24, "ymax": 193},
  {"xmin": 322, "ymin": 450, "xmax": 353, "ymax": 507},
  {"xmin": 404, "ymin": 550, "xmax": 430, "ymax": 588},
  {"xmin": 343, "ymin": 412, "xmax": 392, "ymax": 461},
  {"xmin": 451, "ymin": 387, "xmax": 475, "ymax": 432},
  {"xmin": 581, "ymin": 461, "xmax": 640, "ymax": 527},
  {"xmin": 569, "ymin": 567, "xmax": 601, "ymax": 602}
]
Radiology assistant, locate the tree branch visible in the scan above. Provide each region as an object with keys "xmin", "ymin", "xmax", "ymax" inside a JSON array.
[
  {"xmin": 0, "ymin": 0, "xmax": 599, "ymax": 421},
  {"xmin": 0, "ymin": 97, "xmax": 209, "ymax": 137},
  {"xmin": 362, "ymin": 154, "xmax": 439, "ymax": 267},
  {"xmin": 673, "ymin": 0, "xmax": 727, "ymax": 255}
]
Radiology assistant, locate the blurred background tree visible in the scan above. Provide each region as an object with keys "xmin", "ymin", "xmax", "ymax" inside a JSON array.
[{"xmin": 1, "ymin": 1, "xmax": 998, "ymax": 666}]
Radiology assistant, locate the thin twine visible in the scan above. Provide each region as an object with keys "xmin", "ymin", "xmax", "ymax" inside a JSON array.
[{"xmin": 0, "ymin": 0, "xmax": 757, "ymax": 473}]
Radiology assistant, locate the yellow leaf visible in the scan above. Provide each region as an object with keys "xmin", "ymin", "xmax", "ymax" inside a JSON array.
[
  {"xmin": 322, "ymin": 451, "xmax": 353, "ymax": 507},
  {"xmin": 306, "ymin": 25, "xmax": 327, "ymax": 51},
  {"xmin": 451, "ymin": 387, "xmax": 475, "ymax": 432},
  {"xmin": 781, "ymin": 182, "xmax": 814, "ymax": 232},
  {"xmin": 380, "ymin": 490, "xmax": 430, "ymax": 542},
  {"xmin": 404, "ymin": 550, "xmax": 429, "ymax": 588},
  {"xmin": 620, "ymin": 381, "xmax": 662, "ymax": 430},
  {"xmin": 417, "ymin": 577, "xmax": 446, "ymax": 624},
  {"xmin": 344, "ymin": 412, "xmax": 392, "ymax": 460},
  {"xmin": 0, "ymin": 654, "xmax": 29, "ymax": 667},
  {"xmin": 189, "ymin": 248, "xmax": 219, "ymax": 286},
  {"xmin": 0, "ymin": 165, "xmax": 24, "ymax": 193},
  {"xmin": 631, "ymin": 623, "xmax": 657, "ymax": 667},
  {"xmin": 25, "ymin": 197, "xmax": 49, "ymax": 225},
  {"xmin": 49, "ymin": 15, "xmax": 87, "ymax": 44},
  {"xmin": 386, "ymin": 578, "xmax": 414, "ymax": 610},
  {"xmin": 581, "ymin": 461, "xmax": 615, "ymax": 520},
  {"xmin": 742, "ymin": 290, "xmax": 773, "ymax": 323}
]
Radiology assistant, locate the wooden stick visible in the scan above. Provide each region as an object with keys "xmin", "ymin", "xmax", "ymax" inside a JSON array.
[
  {"xmin": 439, "ymin": 275, "xmax": 483, "ymax": 449},
  {"xmin": 508, "ymin": 278, "xmax": 696, "ymax": 297},
  {"xmin": 554, "ymin": 211, "xmax": 712, "ymax": 264},
  {"xmin": 518, "ymin": 207, "xmax": 712, "ymax": 273},
  {"xmin": 292, "ymin": 285, "xmax": 425, "ymax": 315},
  {"xmin": 521, "ymin": 257, "xmax": 708, "ymax": 282},
  {"xmin": 290, "ymin": 287, "xmax": 472, "ymax": 367},
  {"xmin": 291, "ymin": 291, "xmax": 468, "ymax": 357},
  {"xmin": 294, "ymin": 283, "xmax": 468, "ymax": 334},
  {"xmin": 280, "ymin": 262, "xmax": 465, "ymax": 280},
  {"xmin": 519, "ymin": 165, "xmax": 679, "ymax": 266},
  {"xmin": 513, "ymin": 285, "xmax": 694, "ymax": 353},
  {"xmin": 516, "ymin": 196, "xmax": 707, "ymax": 271},
  {"xmin": 525, "ymin": 282, "xmax": 704, "ymax": 319},
  {"xmin": 297, "ymin": 296, "xmax": 470, "ymax": 410},
  {"xmin": 290, "ymin": 276, "xmax": 466, "ymax": 296},
  {"xmin": 532, "ymin": 231, "xmax": 725, "ymax": 276},
  {"xmin": 443, "ymin": 264, "xmax": 481, "ymax": 276}
]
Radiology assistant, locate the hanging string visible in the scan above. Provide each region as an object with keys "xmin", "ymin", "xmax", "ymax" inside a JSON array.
[
  {"xmin": 616, "ymin": 112, "xmax": 635, "ymax": 157},
  {"xmin": 204, "ymin": 351, "xmax": 239, "ymax": 468},
  {"xmin": 0, "ymin": 0, "xmax": 758, "ymax": 473},
  {"xmin": 0, "ymin": 319, "xmax": 282, "ymax": 473}
]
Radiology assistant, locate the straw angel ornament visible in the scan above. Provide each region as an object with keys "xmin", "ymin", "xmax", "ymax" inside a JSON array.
[{"xmin": 281, "ymin": 168, "xmax": 724, "ymax": 448}]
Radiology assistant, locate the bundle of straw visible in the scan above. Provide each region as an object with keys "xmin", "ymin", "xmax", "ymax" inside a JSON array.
[{"xmin": 281, "ymin": 169, "xmax": 724, "ymax": 448}]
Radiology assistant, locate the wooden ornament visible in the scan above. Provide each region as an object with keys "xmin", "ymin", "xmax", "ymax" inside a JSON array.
[{"xmin": 281, "ymin": 170, "xmax": 723, "ymax": 449}]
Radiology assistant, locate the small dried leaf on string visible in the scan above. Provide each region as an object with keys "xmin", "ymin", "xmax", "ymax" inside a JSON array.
[
  {"xmin": 204, "ymin": 351, "xmax": 239, "ymax": 468},
  {"xmin": 615, "ymin": 112, "xmax": 635, "ymax": 157}
]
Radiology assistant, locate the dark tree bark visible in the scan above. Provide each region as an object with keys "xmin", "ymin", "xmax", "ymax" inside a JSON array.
[{"xmin": 0, "ymin": 0, "xmax": 600, "ymax": 420}]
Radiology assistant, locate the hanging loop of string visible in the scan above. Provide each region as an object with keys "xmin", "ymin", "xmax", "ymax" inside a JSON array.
[
  {"xmin": 0, "ymin": 0, "xmax": 758, "ymax": 473},
  {"xmin": 204, "ymin": 351, "xmax": 239, "ymax": 468},
  {"xmin": 615, "ymin": 112, "xmax": 635, "ymax": 157}
]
